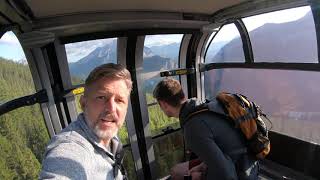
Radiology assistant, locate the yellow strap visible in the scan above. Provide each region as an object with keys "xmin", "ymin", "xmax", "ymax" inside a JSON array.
[{"xmin": 72, "ymin": 87, "xmax": 84, "ymax": 95}]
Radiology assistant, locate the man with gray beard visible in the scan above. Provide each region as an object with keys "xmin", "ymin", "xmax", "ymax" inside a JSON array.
[{"xmin": 40, "ymin": 63, "xmax": 132, "ymax": 180}]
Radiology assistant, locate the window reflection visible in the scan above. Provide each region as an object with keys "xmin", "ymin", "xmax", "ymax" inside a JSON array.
[
  {"xmin": 243, "ymin": 6, "xmax": 317, "ymax": 63},
  {"xmin": 153, "ymin": 131, "xmax": 184, "ymax": 178},
  {"xmin": 65, "ymin": 38, "xmax": 117, "ymax": 85},
  {"xmin": 205, "ymin": 68, "xmax": 320, "ymax": 143},
  {"xmin": 142, "ymin": 34, "xmax": 183, "ymax": 100},
  {"xmin": 143, "ymin": 34, "xmax": 183, "ymax": 134},
  {"xmin": 205, "ymin": 23, "xmax": 244, "ymax": 63}
]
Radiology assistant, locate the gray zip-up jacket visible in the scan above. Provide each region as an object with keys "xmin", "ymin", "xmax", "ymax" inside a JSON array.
[
  {"xmin": 180, "ymin": 98, "xmax": 258, "ymax": 180},
  {"xmin": 39, "ymin": 113, "xmax": 124, "ymax": 180}
]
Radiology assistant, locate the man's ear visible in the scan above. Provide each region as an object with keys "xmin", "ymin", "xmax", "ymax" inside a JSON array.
[
  {"xmin": 80, "ymin": 95, "xmax": 86, "ymax": 111},
  {"xmin": 158, "ymin": 100, "xmax": 169, "ymax": 110}
]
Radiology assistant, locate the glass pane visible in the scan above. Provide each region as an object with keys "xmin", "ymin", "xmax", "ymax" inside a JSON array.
[
  {"xmin": 123, "ymin": 147, "xmax": 137, "ymax": 180},
  {"xmin": 0, "ymin": 32, "xmax": 50, "ymax": 179},
  {"xmin": 204, "ymin": 68, "xmax": 320, "ymax": 143},
  {"xmin": 148, "ymin": 104, "xmax": 179, "ymax": 135},
  {"xmin": 205, "ymin": 23, "xmax": 245, "ymax": 63},
  {"xmin": 153, "ymin": 131, "xmax": 184, "ymax": 178},
  {"xmin": 143, "ymin": 35, "xmax": 184, "ymax": 177},
  {"xmin": 143, "ymin": 34, "xmax": 183, "ymax": 135},
  {"xmin": 143, "ymin": 34, "xmax": 183, "ymax": 104},
  {"xmin": 65, "ymin": 38, "xmax": 117, "ymax": 85},
  {"xmin": 243, "ymin": 6, "xmax": 317, "ymax": 63}
]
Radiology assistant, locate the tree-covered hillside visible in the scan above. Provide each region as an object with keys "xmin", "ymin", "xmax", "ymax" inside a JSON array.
[{"xmin": 0, "ymin": 57, "xmax": 50, "ymax": 179}]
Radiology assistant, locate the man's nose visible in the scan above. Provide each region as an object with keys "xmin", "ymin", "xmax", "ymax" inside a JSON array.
[{"xmin": 105, "ymin": 97, "xmax": 116, "ymax": 112}]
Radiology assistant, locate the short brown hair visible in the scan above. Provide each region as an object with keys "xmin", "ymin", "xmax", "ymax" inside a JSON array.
[
  {"xmin": 84, "ymin": 63, "xmax": 132, "ymax": 95},
  {"xmin": 153, "ymin": 78, "xmax": 185, "ymax": 107}
]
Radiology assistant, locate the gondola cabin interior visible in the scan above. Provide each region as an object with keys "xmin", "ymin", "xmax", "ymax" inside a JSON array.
[{"xmin": 0, "ymin": 0, "xmax": 320, "ymax": 179}]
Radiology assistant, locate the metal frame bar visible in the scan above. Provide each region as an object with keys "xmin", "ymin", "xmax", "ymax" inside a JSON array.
[
  {"xmin": 54, "ymin": 40, "xmax": 78, "ymax": 122},
  {"xmin": 42, "ymin": 43, "xmax": 70, "ymax": 128},
  {"xmin": 126, "ymin": 35, "xmax": 155, "ymax": 180},
  {"xmin": 203, "ymin": 62, "xmax": 320, "ymax": 72},
  {"xmin": 185, "ymin": 32, "xmax": 202, "ymax": 98},
  {"xmin": 118, "ymin": 37, "xmax": 144, "ymax": 180},
  {"xmin": 194, "ymin": 32, "xmax": 211, "ymax": 100},
  {"xmin": 151, "ymin": 128, "xmax": 181, "ymax": 140},
  {"xmin": 0, "ymin": 90, "xmax": 48, "ymax": 116},
  {"xmin": 203, "ymin": 25, "xmax": 222, "ymax": 61},
  {"xmin": 0, "ymin": 0, "xmax": 25, "ymax": 24},
  {"xmin": 6, "ymin": 0, "xmax": 34, "ymax": 20},
  {"xmin": 24, "ymin": 47, "xmax": 62, "ymax": 135},
  {"xmin": 20, "ymin": 39, "xmax": 56, "ymax": 137},
  {"xmin": 310, "ymin": 0, "xmax": 320, "ymax": 63},
  {"xmin": 234, "ymin": 19, "xmax": 254, "ymax": 63},
  {"xmin": 59, "ymin": 29, "xmax": 199, "ymax": 44},
  {"xmin": 30, "ymin": 11, "xmax": 210, "ymax": 32},
  {"xmin": 179, "ymin": 34, "xmax": 192, "ymax": 97}
]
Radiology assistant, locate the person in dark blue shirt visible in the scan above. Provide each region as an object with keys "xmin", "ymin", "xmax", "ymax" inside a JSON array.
[{"xmin": 153, "ymin": 78, "xmax": 258, "ymax": 180}]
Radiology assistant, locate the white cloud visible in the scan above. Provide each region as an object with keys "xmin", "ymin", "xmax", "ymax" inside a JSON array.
[
  {"xmin": 0, "ymin": 31, "xmax": 20, "ymax": 45},
  {"xmin": 244, "ymin": 6, "xmax": 310, "ymax": 32},
  {"xmin": 213, "ymin": 6, "xmax": 311, "ymax": 43},
  {"xmin": 65, "ymin": 35, "xmax": 184, "ymax": 62},
  {"xmin": 0, "ymin": 31, "xmax": 26, "ymax": 62},
  {"xmin": 145, "ymin": 34, "xmax": 183, "ymax": 47},
  {"xmin": 65, "ymin": 38, "xmax": 115, "ymax": 62}
]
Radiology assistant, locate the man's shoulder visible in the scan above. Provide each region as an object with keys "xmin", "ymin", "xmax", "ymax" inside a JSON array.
[
  {"xmin": 46, "ymin": 121, "xmax": 93, "ymax": 155},
  {"xmin": 40, "ymin": 132, "xmax": 94, "ymax": 180},
  {"xmin": 183, "ymin": 99, "xmax": 225, "ymax": 121}
]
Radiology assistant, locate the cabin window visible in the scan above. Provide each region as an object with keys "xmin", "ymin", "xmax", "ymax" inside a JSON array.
[
  {"xmin": 243, "ymin": 6, "xmax": 317, "ymax": 63},
  {"xmin": 143, "ymin": 34, "xmax": 183, "ymax": 135},
  {"xmin": 0, "ymin": 31, "xmax": 50, "ymax": 179},
  {"xmin": 65, "ymin": 38, "xmax": 117, "ymax": 85},
  {"xmin": 205, "ymin": 23, "xmax": 245, "ymax": 63},
  {"xmin": 143, "ymin": 34, "xmax": 185, "ymax": 178},
  {"xmin": 204, "ymin": 68, "xmax": 320, "ymax": 144}
]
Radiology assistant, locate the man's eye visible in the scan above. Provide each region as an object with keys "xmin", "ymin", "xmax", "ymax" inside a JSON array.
[
  {"xmin": 97, "ymin": 96, "xmax": 106, "ymax": 100},
  {"xmin": 116, "ymin": 98, "xmax": 125, "ymax": 103}
]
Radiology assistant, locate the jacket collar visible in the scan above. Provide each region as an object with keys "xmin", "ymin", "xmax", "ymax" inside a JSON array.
[{"xmin": 179, "ymin": 98, "xmax": 204, "ymax": 127}]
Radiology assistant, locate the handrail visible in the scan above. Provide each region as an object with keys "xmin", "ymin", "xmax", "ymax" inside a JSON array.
[{"xmin": 0, "ymin": 89, "xmax": 48, "ymax": 116}]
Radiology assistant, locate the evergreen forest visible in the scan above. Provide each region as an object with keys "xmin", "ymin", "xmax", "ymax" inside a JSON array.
[{"xmin": 0, "ymin": 57, "xmax": 50, "ymax": 179}]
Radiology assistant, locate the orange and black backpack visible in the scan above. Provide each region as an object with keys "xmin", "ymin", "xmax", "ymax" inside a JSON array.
[{"xmin": 185, "ymin": 92, "xmax": 271, "ymax": 159}]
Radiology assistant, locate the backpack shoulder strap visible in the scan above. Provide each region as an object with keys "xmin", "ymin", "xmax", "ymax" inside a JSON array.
[
  {"xmin": 184, "ymin": 108, "xmax": 209, "ymax": 121},
  {"xmin": 113, "ymin": 142, "xmax": 127, "ymax": 179},
  {"xmin": 183, "ymin": 99, "xmax": 227, "ymax": 124},
  {"xmin": 206, "ymin": 99, "xmax": 228, "ymax": 115}
]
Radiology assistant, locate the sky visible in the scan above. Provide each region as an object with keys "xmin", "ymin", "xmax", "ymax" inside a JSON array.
[
  {"xmin": 144, "ymin": 34, "xmax": 183, "ymax": 47},
  {"xmin": 213, "ymin": 6, "xmax": 310, "ymax": 42},
  {"xmin": 0, "ymin": 32, "xmax": 26, "ymax": 61},
  {"xmin": 0, "ymin": 6, "xmax": 311, "ymax": 63},
  {"xmin": 65, "ymin": 38, "xmax": 116, "ymax": 63}
]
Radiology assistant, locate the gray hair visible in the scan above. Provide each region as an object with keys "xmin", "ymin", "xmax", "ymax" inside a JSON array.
[{"xmin": 84, "ymin": 63, "xmax": 132, "ymax": 94}]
